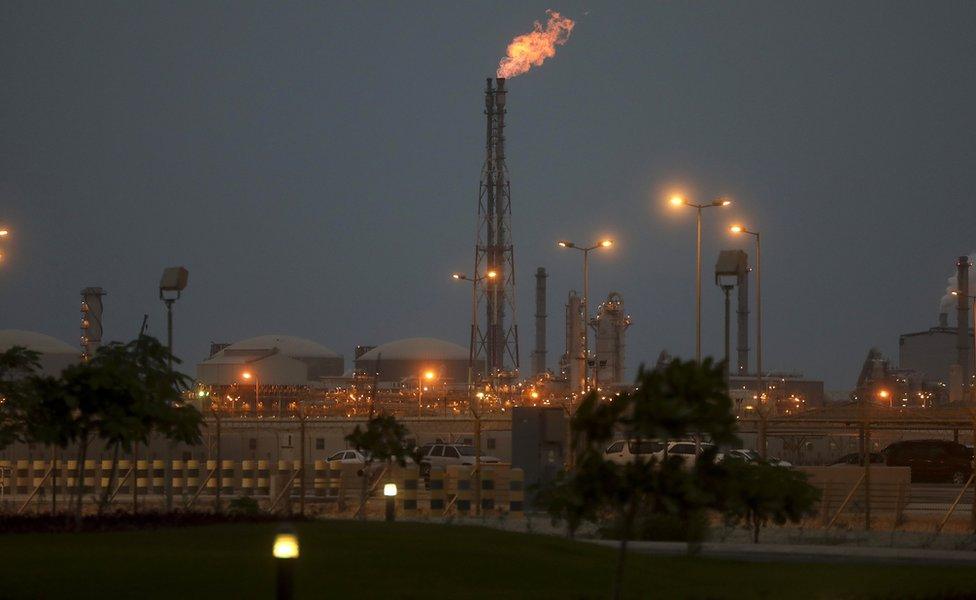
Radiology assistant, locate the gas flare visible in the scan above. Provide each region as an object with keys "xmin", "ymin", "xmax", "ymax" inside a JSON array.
[{"xmin": 497, "ymin": 10, "xmax": 575, "ymax": 79}]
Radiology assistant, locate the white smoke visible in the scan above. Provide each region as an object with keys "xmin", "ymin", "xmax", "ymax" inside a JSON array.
[{"xmin": 939, "ymin": 251, "xmax": 976, "ymax": 313}]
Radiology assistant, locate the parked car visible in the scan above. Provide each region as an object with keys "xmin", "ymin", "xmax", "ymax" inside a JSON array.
[
  {"xmin": 829, "ymin": 452, "xmax": 884, "ymax": 466},
  {"xmin": 722, "ymin": 448, "xmax": 762, "ymax": 463},
  {"xmin": 326, "ymin": 449, "xmax": 370, "ymax": 464},
  {"xmin": 721, "ymin": 448, "xmax": 791, "ymax": 468},
  {"xmin": 603, "ymin": 439, "xmax": 667, "ymax": 465},
  {"xmin": 605, "ymin": 439, "xmax": 729, "ymax": 468},
  {"xmin": 666, "ymin": 441, "xmax": 719, "ymax": 468},
  {"xmin": 883, "ymin": 440, "xmax": 973, "ymax": 484},
  {"xmin": 419, "ymin": 443, "xmax": 500, "ymax": 475}
]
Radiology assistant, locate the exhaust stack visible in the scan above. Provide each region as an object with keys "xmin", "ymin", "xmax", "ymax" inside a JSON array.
[
  {"xmin": 532, "ymin": 267, "xmax": 547, "ymax": 376},
  {"xmin": 957, "ymin": 255, "xmax": 971, "ymax": 391}
]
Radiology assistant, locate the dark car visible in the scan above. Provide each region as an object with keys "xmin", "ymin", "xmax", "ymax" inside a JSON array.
[
  {"xmin": 829, "ymin": 452, "xmax": 884, "ymax": 466},
  {"xmin": 882, "ymin": 440, "xmax": 973, "ymax": 484}
]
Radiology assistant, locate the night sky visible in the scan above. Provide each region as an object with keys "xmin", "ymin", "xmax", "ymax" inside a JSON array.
[{"xmin": 2, "ymin": 1, "xmax": 975, "ymax": 390}]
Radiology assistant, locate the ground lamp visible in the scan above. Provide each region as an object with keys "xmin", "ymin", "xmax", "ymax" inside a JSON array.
[
  {"xmin": 273, "ymin": 528, "xmax": 300, "ymax": 600},
  {"xmin": 384, "ymin": 482, "xmax": 398, "ymax": 522}
]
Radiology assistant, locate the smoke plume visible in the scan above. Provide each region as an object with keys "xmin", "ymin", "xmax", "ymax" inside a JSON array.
[
  {"xmin": 497, "ymin": 10, "xmax": 575, "ymax": 79},
  {"xmin": 939, "ymin": 251, "xmax": 976, "ymax": 312}
]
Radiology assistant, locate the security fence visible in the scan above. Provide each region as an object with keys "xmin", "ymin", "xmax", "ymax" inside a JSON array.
[{"xmin": 0, "ymin": 459, "xmax": 524, "ymax": 519}]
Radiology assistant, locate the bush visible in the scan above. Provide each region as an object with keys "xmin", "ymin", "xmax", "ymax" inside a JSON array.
[
  {"xmin": 718, "ymin": 460, "xmax": 820, "ymax": 543},
  {"xmin": 228, "ymin": 497, "xmax": 261, "ymax": 516},
  {"xmin": 599, "ymin": 510, "xmax": 709, "ymax": 543}
]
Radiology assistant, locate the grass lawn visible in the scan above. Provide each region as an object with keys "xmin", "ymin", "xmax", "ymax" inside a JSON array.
[{"xmin": 0, "ymin": 520, "xmax": 973, "ymax": 599}]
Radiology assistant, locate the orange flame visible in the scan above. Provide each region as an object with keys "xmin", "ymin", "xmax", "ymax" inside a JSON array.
[{"xmin": 497, "ymin": 10, "xmax": 575, "ymax": 79}]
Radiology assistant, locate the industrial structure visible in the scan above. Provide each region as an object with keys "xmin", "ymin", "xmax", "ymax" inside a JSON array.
[
  {"xmin": 532, "ymin": 267, "xmax": 547, "ymax": 377},
  {"xmin": 897, "ymin": 254, "xmax": 975, "ymax": 403},
  {"xmin": 560, "ymin": 291, "xmax": 584, "ymax": 391},
  {"xmin": 472, "ymin": 77, "xmax": 519, "ymax": 381},
  {"xmin": 79, "ymin": 286, "xmax": 105, "ymax": 361},
  {"xmin": 354, "ymin": 337, "xmax": 471, "ymax": 387},
  {"xmin": 714, "ymin": 250, "xmax": 750, "ymax": 376},
  {"xmin": 196, "ymin": 334, "xmax": 343, "ymax": 387},
  {"xmin": 0, "ymin": 329, "xmax": 79, "ymax": 376},
  {"xmin": 589, "ymin": 292, "xmax": 631, "ymax": 386}
]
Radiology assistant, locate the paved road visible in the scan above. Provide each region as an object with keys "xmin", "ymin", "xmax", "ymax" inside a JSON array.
[{"xmin": 587, "ymin": 540, "xmax": 976, "ymax": 566}]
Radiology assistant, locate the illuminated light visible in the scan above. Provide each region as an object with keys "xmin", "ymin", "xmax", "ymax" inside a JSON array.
[
  {"xmin": 423, "ymin": 370, "xmax": 436, "ymax": 381},
  {"xmin": 530, "ymin": 391, "xmax": 539, "ymax": 399},
  {"xmin": 878, "ymin": 389, "xmax": 890, "ymax": 399},
  {"xmin": 719, "ymin": 199, "xmax": 732, "ymax": 206},
  {"xmin": 476, "ymin": 392, "xmax": 485, "ymax": 399},
  {"xmin": 452, "ymin": 273, "xmax": 462, "ymax": 280},
  {"xmin": 730, "ymin": 225, "xmax": 743, "ymax": 234},
  {"xmin": 487, "ymin": 270, "xmax": 498, "ymax": 279},
  {"xmin": 600, "ymin": 239, "xmax": 613, "ymax": 248},
  {"xmin": 0, "ymin": 230, "xmax": 7, "ymax": 236},
  {"xmin": 669, "ymin": 195, "xmax": 684, "ymax": 207},
  {"xmin": 273, "ymin": 533, "xmax": 300, "ymax": 559},
  {"xmin": 242, "ymin": 371, "xmax": 253, "ymax": 381},
  {"xmin": 383, "ymin": 483, "xmax": 398, "ymax": 497},
  {"xmin": 557, "ymin": 240, "xmax": 571, "ymax": 248}
]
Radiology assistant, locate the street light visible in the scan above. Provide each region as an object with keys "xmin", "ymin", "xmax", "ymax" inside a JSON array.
[
  {"xmin": 452, "ymin": 269, "xmax": 498, "ymax": 391},
  {"xmin": 556, "ymin": 238, "xmax": 614, "ymax": 391},
  {"xmin": 418, "ymin": 369, "xmax": 436, "ymax": 416},
  {"xmin": 272, "ymin": 528, "xmax": 299, "ymax": 600},
  {"xmin": 670, "ymin": 196, "xmax": 731, "ymax": 363},
  {"xmin": 451, "ymin": 269, "xmax": 498, "ymax": 516},
  {"xmin": 242, "ymin": 370, "xmax": 261, "ymax": 414},
  {"xmin": 730, "ymin": 224, "xmax": 763, "ymax": 451}
]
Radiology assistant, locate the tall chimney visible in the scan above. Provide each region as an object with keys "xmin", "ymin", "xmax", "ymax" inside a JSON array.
[
  {"xmin": 532, "ymin": 267, "xmax": 547, "ymax": 376},
  {"xmin": 957, "ymin": 256, "xmax": 970, "ymax": 389},
  {"xmin": 737, "ymin": 262, "xmax": 750, "ymax": 375}
]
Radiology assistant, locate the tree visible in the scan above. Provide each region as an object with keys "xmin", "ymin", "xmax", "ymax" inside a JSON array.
[
  {"xmin": 92, "ymin": 336, "xmax": 201, "ymax": 513},
  {"xmin": 0, "ymin": 347, "xmax": 43, "ymax": 449},
  {"xmin": 345, "ymin": 415, "xmax": 412, "ymax": 520},
  {"xmin": 717, "ymin": 459, "xmax": 820, "ymax": 543},
  {"xmin": 545, "ymin": 358, "xmax": 738, "ymax": 600}
]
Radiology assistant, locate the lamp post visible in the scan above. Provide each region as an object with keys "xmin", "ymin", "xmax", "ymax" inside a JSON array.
[
  {"xmin": 242, "ymin": 370, "xmax": 260, "ymax": 413},
  {"xmin": 453, "ymin": 269, "xmax": 497, "ymax": 516},
  {"xmin": 384, "ymin": 482, "xmax": 397, "ymax": 522},
  {"xmin": 418, "ymin": 370, "xmax": 435, "ymax": 416},
  {"xmin": 670, "ymin": 196, "xmax": 731, "ymax": 363},
  {"xmin": 557, "ymin": 239, "xmax": 614, "ymax": 391},
  {"xmin": 272, "ymin": 528, "xmax": 299, "ymax": 600},
  {"xmin": 159, "ymin": 266, "xmax": 187, "ymax": 512},
  {"xmin": 730, "ymin": 225, "xmax": 764, "ymax": 454}
]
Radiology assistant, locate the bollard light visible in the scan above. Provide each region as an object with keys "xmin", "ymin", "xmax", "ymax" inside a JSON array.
[
  {"xmin": 384, "ymin": 482, "xmax": 397, "ymax": 522},
  {"xmin": 273, "ymin": 528, "xmax": 299, "ymax": 600},
  {"xmin": 273, "ymin": 533, "xmax": 299, "ymax": 559}
]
